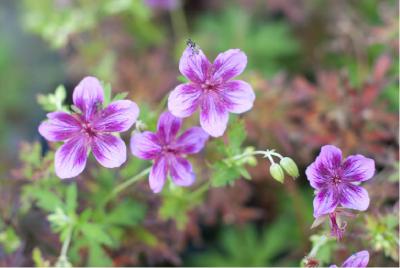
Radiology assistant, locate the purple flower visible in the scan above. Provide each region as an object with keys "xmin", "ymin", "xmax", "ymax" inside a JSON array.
[
  {"xmin": 330, "ymin": 250, "xmax": 370, "ymax": 268},
  {"xmin": 306, "ymin": 145, "xmax": 375, "ymax": 218},
  {"xmin": 168, "ymin": 47, "xmax": 255, "ymax": 137},
  {"xmin": 130, "ymin": 111, "xmax": 208, "ymax": 193},
  {"xmin": 39, "ymin": 76, "xmax": 139, "ymax": 179}
]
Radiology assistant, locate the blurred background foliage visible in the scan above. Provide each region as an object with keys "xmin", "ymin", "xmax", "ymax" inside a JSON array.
[{"xmin": 0, "ymin": 0, "xmax": 398, "ymax": 266}]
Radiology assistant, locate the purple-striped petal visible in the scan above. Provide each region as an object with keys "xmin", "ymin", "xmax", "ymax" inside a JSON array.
[
  {"xmin": 130, "ymin": 131, "xmax": 161, "ymax": 160},
  {"xmin": 55, "ymin": 136, "xmax": 88, "ymax": 179},
  {"xmin": 306, "ymin": 163, "xmax": 330, "ymax": 190},
  {"xmin": 38, "ymin": 112, "xmax": 81, "ymax": 142},
  {"xmin": 200, "ymin": 94, "xmax": 229, "ymax": 137},
  {"xmin": 72, "ymin": 76, "xmax": 104, "ymax": 120},
  {"xmin": 211, "ymin": 49, "xmax": 247, "ymax": 83},
  {"xmin": 94, "ymin": 100, "xmax": 139, "ymax": 132},
  {"xmin": 149, "ymin": 156, "xmax": 168, "ymax": 193},
  {"xmin": 317, "ymin": 145, "xmax": 343, "ymax": 170},
  {"xmin": 168, "ymin": 83, "xmax": 201, "ymax": 118},
  {"xmin": 342, "ymin": 251, "xmax": 369, "ymax": 267},
  {"xmin": 222, "ymin": 80, "xmax": 255, "ymax": 114},
  {"xmin": 339, "ymin": 184, "xmax": 370, "ymax": 211},
  {"xmin": 157, "ymin": 111, "xmax": 182, "ymax": 143},
  {"xmin": 313, "ymin": 188, "xmax": 339, "ymax": 217},
  {"xmin": 179, "ymin": 47, "xmax": 211, "ymax": 83},
  {"xmin": 175, "ymin": 127, "xmax": 209, "ymax": 154},
  {"xmin": 91, "ymin": 134, "xmax": 126, "ymax": 168},
  {"xmin": 342, "ymin": 155, "xmax": 375, "ymax": 182},
  {"xmin": 169, "ymin": 156, "xmax": 195, "ymax": 187}
]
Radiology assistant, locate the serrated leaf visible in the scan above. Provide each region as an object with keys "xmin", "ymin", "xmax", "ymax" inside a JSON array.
[{"xmin": 80, "ymin": 223, "xmax": 113, "ymax": 246}]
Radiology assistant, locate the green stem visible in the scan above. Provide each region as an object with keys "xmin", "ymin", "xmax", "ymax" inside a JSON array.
[
  {"xmin": 56, "ymin": 225, "xmax": 73, "ymax": 267},
  {"xmin": 105, "ymin": 166, "xmax": 151, "ymax": 203},
  {"xmin": 229, "ymin": 149, "xmax": 283, "ymax": 163}
]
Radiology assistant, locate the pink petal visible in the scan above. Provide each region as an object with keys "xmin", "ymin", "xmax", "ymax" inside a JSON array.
[
  {"xmin": 149, "ymin": 157, "xmax": 168, "ymax": 193},
  {"xmin": 317, "ymin": 145, "xmax": 343, "ymax": 170},
  {"xmin": 169, "ymin": 156, "xmax": 195, "ymax": 187},
  {"xmin": 339, "ymin": 184, "xmax": 370, "ymax": 211},
  {"xmin": 313, "ymin": 188, "xmax": 339, "ymax": 217},
  {"xmin": 72, "ymin": 76, "xmax": 104, "ymax": 120},
  {"xmin": 212, "ymin": 49, "xmax": 247, "ymax": 83},
  {"xmin": 38, "ymin": 112, "xmax": 81, "ymax": 142},
  {"xmin": 93, "ymin": 100, "xmax": 139, "ymax": 132},
  {"xmin": 306, "ymin": 163, "xmax": 330, "ymax": 190},
  {"xmin": 179, "ymin": 47, "xmax": 211, "ymax": 83},
  {"xmin": 175, "ymin": 127, "xmax": 209, "ymax": 154},
  {"xmin": 342, "ymin": 251, "xmax": 369, "ymax": 268},
  {"xmin": 55, "ymin": 136, "xmax": 89, "ymax": 179},
  {"xmin": 130, "ymin": 131, "xmax": 161, "ymax": 160},
  {"xmin": 342, "ymin": 155, "xmax": 375, "ymax": 182},
  {"xmin": 307, "ymin": 145, "xmax": 343, "ymax": 189},
  {"xmin": 157, "ymin": 111, "xmax": 182, "ymax": 143},
  {"xmin": 91, "ymin": 134, "xmax": 126, "ymax": 168},
  {"xmin": 200, "ymin": 94, "xmax": 229, "ymax": 137},
  {"xmin": 168, "ymin": 83, "xmax": 201, "ymax": 118},
  {"xmin": 222, "ymin": 80, "xmax": 255, "ymax": 114}
]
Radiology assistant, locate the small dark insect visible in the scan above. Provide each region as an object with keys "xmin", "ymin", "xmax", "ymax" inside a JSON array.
[{"xmin": 186, "ymin": 38, "xmax": 200, "ymax": 55}]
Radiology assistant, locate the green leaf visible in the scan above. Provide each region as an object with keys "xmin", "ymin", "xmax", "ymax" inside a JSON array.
[
  {"xmin": 105, "ymin": 200, "xmax": 146, "ymax": 227},
  {"xmin": 111, "ymin": 92, "xmax": 129, "ymax": 102},
  {"xmin": 80, "ymin": 223, "xmax": 113, "ymax": 246}
]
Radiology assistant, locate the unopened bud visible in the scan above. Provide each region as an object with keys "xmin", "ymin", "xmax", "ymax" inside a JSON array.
[
  {"xmin": 269, "ymin": 163, "xmax": 284, "ymax": 183},
  {"xmin": 280, "ymin": 157, "xmax": 299, "ymax": 178}
]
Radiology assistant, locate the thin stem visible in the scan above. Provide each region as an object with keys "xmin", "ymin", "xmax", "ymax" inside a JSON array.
[
  {"xmin": 56, "ymin": 225, "xmax": 73, "ymax": 267},
  {"xmin": 109, "ymin": 167, "xmax": 151, "ymax": 200}
]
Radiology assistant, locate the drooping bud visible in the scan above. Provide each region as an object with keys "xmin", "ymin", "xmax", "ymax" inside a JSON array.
[
  {"xmin": 269, "ymin": 163, "xmax": 284, "ymax": 183},
  {"xmin": 280, "ymin": 157, "xmax": 299, "ymax": 178}
]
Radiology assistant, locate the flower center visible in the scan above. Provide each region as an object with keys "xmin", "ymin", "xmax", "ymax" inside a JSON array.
[
  {"xmin": 162, "ymin": 145, "xmax": 177, "ymax": 154},
  {"xmin": 332, "ymin": 175, "xmax": 342, "ymax": 185},
  {"xmin": 81, "ymin": 121, "xmax": 96, "ymax": 137},
  {"xmin": 202, "ymin": 80, "xmax": 216, "ymax": 91}
]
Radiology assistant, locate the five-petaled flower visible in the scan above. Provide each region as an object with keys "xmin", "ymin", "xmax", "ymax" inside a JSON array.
[
  {"xmin": 306, "ymin": 145, "xmax": 375, "ymax": 218},
  {"xmin": 130, "ymin": 111, "xmax": 209, "ymax": 193},
  {"xmin": 39, "ymin": 76, "xmax": 139, "ymax": 179},
  {"xmin": 330, "ymin": 250, "xmax": 369, "ymax": 268},
  {"xmin": 168, "ymin": 47, "xmax": 255, "ymax": 137}
]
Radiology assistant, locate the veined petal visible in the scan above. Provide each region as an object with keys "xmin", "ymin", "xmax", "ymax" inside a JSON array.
[
  {"xmin": 313, "ymin": 188, "xmax": 339, "ymax": 217},
  {"xmin": 306, "ymin": 163, "xmax": 330, "ymax": 190},
  {"xmin": 39, "ymin": 112, "xmax": 81, "ymax": 142},
  {"xmin": 157, "ymin": 111, "xmax": 182, "ymax": 143},
  {"xmin": 317, "ymin": 145, "xmax": 343, "ymax": 171},
  {"xmin": 55, "ymin": 136, "xmax": 88, "ymax": 179},
  {"xmin": 130, "ymin": 131, "xmax": 161, "ymax": 160},
  {"xmin": 149, "ymin": 156, "xmax": 168, "ymax": 193},
  {"xmin": 94, "ymin": 100, "xmax": 139, "ymax": 132},
  {"xmin": 200, "ymin": 93, "xmax": 229, "ymax": 137},
  {"xmin": 169, "ymin": 156, "xmax": 195, "ymax": 187},
  {"xmin": 168, "ymin": 83, "xmax": 201, "ymax": 118},
  {"xmin": 175, "ymin": 127, "xmax": 209, "ymax": 154},
  {"xmin": 222, "ymin": 80, "xmax": 255, "ymax": 114},
  {"xmin": 342, "ymin": 155, "xmax": 375, "ymax": 182},
  {"xmin": 91, "ymin": 134, "xmax": 126, "ymax": 168},
  {"xmin": 339, "ymin": 184, "xmax": 370, "ymax": 211},
  {"xmin": 342, "ymin": 251, "xmax": 369, "ymax": 268},
  {"xmin": 179, "ymin": 47, "xmax": 211, "ymax": 83},
  {"xmin": 72, "ymin": 76, "xmax": 104, "ymax": 120},
  {"xmin": 212, "ymin": 49, "xmax": 247, "ymax": 83}
]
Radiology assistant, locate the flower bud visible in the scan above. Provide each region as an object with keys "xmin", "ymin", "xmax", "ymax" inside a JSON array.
[
  {"xmin": 269, "ymin": 163, "xmax": 284, "ymax": 183},
  {"xmin": 280, "ymin": 157, "xmax": 299, "ymax": 178}
]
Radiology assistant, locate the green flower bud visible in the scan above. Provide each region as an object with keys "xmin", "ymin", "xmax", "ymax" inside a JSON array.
[
  {"xmin": 269, "ymin": 163, "xmax": 284, "ymax": 183},
  {"xmin": 280, "ymin": 157, "xmax": 299, "ymax": 178}
]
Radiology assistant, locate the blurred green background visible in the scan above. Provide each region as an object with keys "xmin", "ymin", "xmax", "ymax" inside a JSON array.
[{"xmin": 0, "ymin": 0, "xmax": 398, "ymax": 266}]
